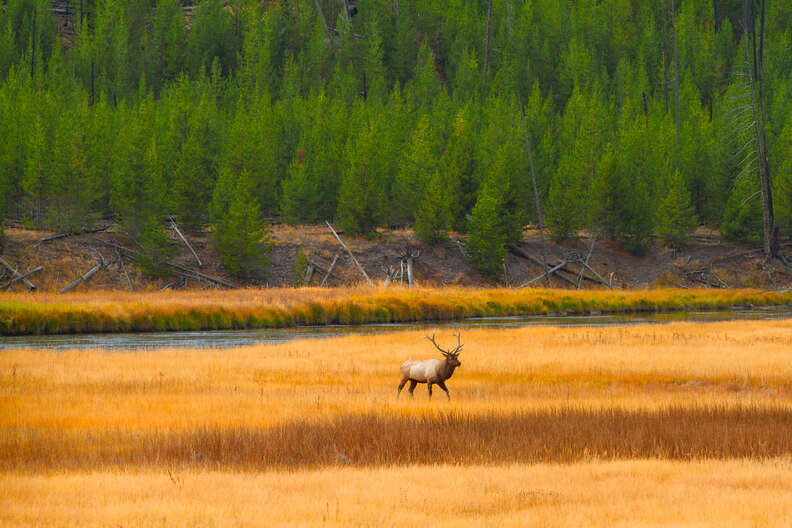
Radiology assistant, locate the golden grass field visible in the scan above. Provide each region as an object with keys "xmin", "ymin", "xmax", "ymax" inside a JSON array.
[
  {"xmin": 4, "ymin": 319, "xmax": 792, "ymax": 525},
  {"xmin": 3, "ymin": 285, "xmax": 792, "ymax": 334}
]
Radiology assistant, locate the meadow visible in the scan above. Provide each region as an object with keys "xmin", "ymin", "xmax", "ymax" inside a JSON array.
[
  {"xmin": 3, "ymin": 320, "xmax": 792, "ymax": 525},
  {"xmin": 2, "ymin": 286, "xmax": 792, "ymax": 335}
]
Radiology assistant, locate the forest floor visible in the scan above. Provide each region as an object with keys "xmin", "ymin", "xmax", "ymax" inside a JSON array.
[{"xmin": 1, "ymin": 223, "xmax": 790, "ymax": 293}]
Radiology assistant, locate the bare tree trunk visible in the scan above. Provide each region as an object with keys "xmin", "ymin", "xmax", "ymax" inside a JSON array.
[
  {"xmin": 393, "ymin": 0, "xmax": 398, "ymax": 16},
  {"xmin": 326, "ymin": 221, "xmax": 373, "ymax": 286},
  {"xmin": 517, "ymin": 89, "xmax": 551, "ymax": 287},
  {"xmin": 0, "ymin": 256, "xmax": 37, "ymax": 290},
  {"xmin": 58, "ymin": 254, "xmax": 105, "ymax": 294},
  {"xmin": 170, "ymin": 217, "xmax": 202, "ymax": 267},
  {"xmin": 744, "ymin": 0, "xmax": 778, "ymax": 260},
  {"xmin": 483, "ymin": 0, "xmax": 493, "ymax": 81},
  {"xmin": 342, "ymin": 0, "xmax": 351, "ymax": 22},
  {"xmin": 313, "ymin": 0, "xmax": 333, "ymax": 42},
  {"xmin": 319, "ymin": 255, "xmax": 339, "ymax": 287},
  {"xmin": 672, "ymin": 0, "xmax": 680, "ymax": 153},
  {"xmin": 1, "ymin": 266, "xmax": 42, "ymax": 291}
]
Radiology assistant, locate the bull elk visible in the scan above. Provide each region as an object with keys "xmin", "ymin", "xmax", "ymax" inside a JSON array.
[{"xmin": 397, "ymin": 332, "xmax": 462, "ymax": 400}]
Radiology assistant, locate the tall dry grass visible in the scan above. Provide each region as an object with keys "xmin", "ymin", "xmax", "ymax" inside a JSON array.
[
  {"xmin": 5, "ymin": 320, "xmax": 792, "ymax": 525},
  {"xmin": 3, "ymin": 320, "xmax": 792, "ymax": 474},
  {"xmin": 4, "ymin": 406, "xmax": 792, "ymax": 472},
  {"xmin": 4, "ymin": 460, "xmax": 792, "ymax": 526},
  {"xmin": 2, "ymin": 286, "xmax": 791, "ymax": 335}
]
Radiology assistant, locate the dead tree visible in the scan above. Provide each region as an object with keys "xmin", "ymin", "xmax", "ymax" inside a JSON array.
[
  {"xmin": 742, "ymin": 0, "xmax": 778, "ymax": 261},
  {"xmin": 483, "ymin": 0, "xmax": 493, "ymax": 80},
  {"xmin": 320, "ymin": 255, "xmax": 340, "ymax": 287},
  {"xmin": 0, "ymin": 256, "xmax": 37, "ymax": 290},
  {"xmin": 313, "ymin": 0, "xmax": 334, "ymax": 42},
  {"xmin": 398, "ymin": 245, "xmax": 420, "ymax": 288},
  {"xmin": 326, "ymin": 221, "xmax": 373, "ymax": 286},
  {"xmin": 169, "ymin": 217, "xmax": 202, "ymax": 267},
  {"xmin": 58, "ymin": 253, "xmax": 106, "ymax": 294},
  {"xmin": 517, "ymin": 89, "xmax": 551, "ymax": 286},
  {"xmin": 382, "ymin": 262, "xmax": 397, "ymax": 287},
  {"xmin": 672, "ymin": 0, "xmax": 680, "ymax": 153},
  {"xmin": 1, "ymin": 266, "xmax": 42, "ymax": 292}
]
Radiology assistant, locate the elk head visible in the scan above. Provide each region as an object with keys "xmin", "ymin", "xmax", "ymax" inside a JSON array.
[{"xmin": 425, "ymin": 331, "xmax": 462, "ymax": 367}]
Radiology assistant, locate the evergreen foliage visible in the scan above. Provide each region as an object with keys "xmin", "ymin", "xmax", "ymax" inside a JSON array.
[
  {"xmin": 0, "ymin": 0, "xmax": 791, "ymax": 275},
  {"xmin": 657, "ymin": 170, "xmax": 699, "ymax": 248}
]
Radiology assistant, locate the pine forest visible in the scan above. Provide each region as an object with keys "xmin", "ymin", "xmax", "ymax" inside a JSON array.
[{"xmin": 1, "ymin": 0, "xmax": 791, "ymax": 277}]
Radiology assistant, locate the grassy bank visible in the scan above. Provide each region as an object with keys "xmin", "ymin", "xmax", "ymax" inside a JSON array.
[{"xmin": 2, "ymin": 286, "xmax": 791, "ymax": 335}]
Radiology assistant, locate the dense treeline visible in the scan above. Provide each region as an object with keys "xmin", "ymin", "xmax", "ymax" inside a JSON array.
[{"xmin": 0, "ymin": 0, "xmax": 791, "ymax": 277}]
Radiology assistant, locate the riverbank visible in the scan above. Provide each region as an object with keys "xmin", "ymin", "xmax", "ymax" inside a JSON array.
[{"xmin": 2, "ymin": 287, "xmax": 792, "ymax": 335}]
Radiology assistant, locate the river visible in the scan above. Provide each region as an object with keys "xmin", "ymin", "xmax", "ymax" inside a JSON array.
[{"xmin": 2, "ymin": 306, "xmax": 792, "ymax": 351}]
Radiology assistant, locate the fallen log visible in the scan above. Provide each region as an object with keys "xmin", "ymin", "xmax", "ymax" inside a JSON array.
[
  {"xmin": 507, "ymin": 246, "xmax": 577, "ymax": 287},
  {"xmin": 102, "ymin": 241, "xmax": 236, "ymax": 289},
  {"xmin": 508, "ymin": 245, "xmax": 608, "ymax": 287},
  {"xmin": 169, "ymin": 218, "xmax": 202, "ymax": 267},
  {"xmin": 517, "ymin": 260, "xmax": 568, "ymax": 289},
  {"xmin": 0, "ymin": 256, "xmax": 37, "ymax": 290},
  {"xmin": 117, "ymin": 250, "xmax": 134, "ymax": 291},
  {"xmin": 326, "ymin": 221, "xmax": 373, "ymax": 286},
  {"xmin": 1, "ymin": 265, "xmax": 42, "ymax": 291},
  {"xmin": 39, "ymin": 226, "xmax": 109, "ymax": 243},
  {"xmin": 58, "ymin": 254, "xmax": 105, "ymax": 294},
  {"xmin": 167, "ymin": 262, "xmax": 236, "ymax": 289},
  {"xmin": 320, "ymin": 255, "xmax": 339, "ymax": 287}
]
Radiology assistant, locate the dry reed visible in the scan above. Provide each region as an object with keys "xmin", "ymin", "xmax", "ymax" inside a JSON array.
[
  {"xmin": 4, "ymin": 405, "xmax": 792, "ymax": 472},
  {"xmin": 2, "ymin": 286, "xmax": 791, "ymax": 335}
]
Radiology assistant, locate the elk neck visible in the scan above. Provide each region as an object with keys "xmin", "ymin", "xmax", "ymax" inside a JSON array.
[{"xmin": 440, "ymin": 359, "xmax": 458, "ymax": 380}]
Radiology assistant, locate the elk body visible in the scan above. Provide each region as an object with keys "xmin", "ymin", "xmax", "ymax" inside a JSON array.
[{"xmin": 397, "ymin": 332, "xmax": 462, "ymax": 400}]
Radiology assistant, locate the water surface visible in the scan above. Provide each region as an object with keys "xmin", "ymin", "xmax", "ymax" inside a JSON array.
[{"xmin": 3, "ymin": 306, "xmax": 792, "ymax": 351}]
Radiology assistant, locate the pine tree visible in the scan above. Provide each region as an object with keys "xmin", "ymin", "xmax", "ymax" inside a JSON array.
[
  {"xmin": 211, "ymin": 168, "xmax": 272, "ymax": 278},
  {"xmin": 337, "ymin": 119, "xmax": 386, "ymax": 235},
  {"xmin": 415, "ymin": 170, "xmax": 452, "ymax": 244},
  {"xmin": 467, "ymin": 179, "xmax": 506, "ymax": 278},
  {"xmin": 392, "ymin": 115, "xmax": 437, "ymax": 225},
  {"xmin": 657, "ymin": 169, "xmax": 698, "ymax": 248},
  {"xmin": 441, "ymin": 107, "xmax": 479, "ymax": 230}
]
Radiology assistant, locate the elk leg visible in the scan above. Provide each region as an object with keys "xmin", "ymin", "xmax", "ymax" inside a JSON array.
[
  {"xmin": 427, "ymin": 382, "xmax": 433, "ymax": 399},
  {"xmin": 397, "ymin": 378, "xmax": 408, "ymax": 398},
  {"xmin": 437, "ymin": 381, "xmax": 450, "ymax": 400},
  {"xmin": 408, "ymin": 380, "xmax": 418, "ymax": 398}
]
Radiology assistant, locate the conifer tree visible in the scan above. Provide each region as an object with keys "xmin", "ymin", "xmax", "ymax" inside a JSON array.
[
  {"xmin": 337, "ymin": 119, "xmax": 386, "ymax": 235},
  {"xmin": 392, "ymin": 115, "xmax": 437, "ymax": 225},
  {"xmin": 657, "ymin": 169, "xmax": 699, "ymax": 248},
  {"xmin": 415, "ymin": 170, "xmax": 452, "ymax": 244},
  {"xmin": 211, "ymin": 168, "xmax": 272, "ymax": 278},
  {"xmin": 441, "ymin": 107, "xmax": 479, "ymax": 230},
  {"xmin": 467, "ymin": 180, "xmax": 506, "ymax": 278}
]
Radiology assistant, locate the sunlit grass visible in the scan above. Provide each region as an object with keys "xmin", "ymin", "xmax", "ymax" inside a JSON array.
[
  {"xmin": 3, "ymin": 320, "xmax": 792, "ymax": 461},
  {"xmin": 4, "ymin": 460, "xmax": 792, "ymax": 527},
  {"xmin": 2, "ymin": 286, "xmax": 791, "ymax": 334},
  {"xmin": 5, "ymin": 319, "xmax": 792, "ymax": 524}
]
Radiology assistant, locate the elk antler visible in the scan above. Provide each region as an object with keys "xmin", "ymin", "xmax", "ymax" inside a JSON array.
[
  {"xmin": 425, "ymin": 331, "xmax": 447, "ymax": 353},
  {"xmin": 425, "ymin": 331, "xmax": 463, "ymax": 355},
  {"xmin": 450, "ymin": 331, "xmax": 464, "ymax": 354}
]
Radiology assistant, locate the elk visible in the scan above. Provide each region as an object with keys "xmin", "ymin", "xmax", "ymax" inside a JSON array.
[{"xmin": 397, "ymin": 332, "xmax": 462, "ymax": 400}]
